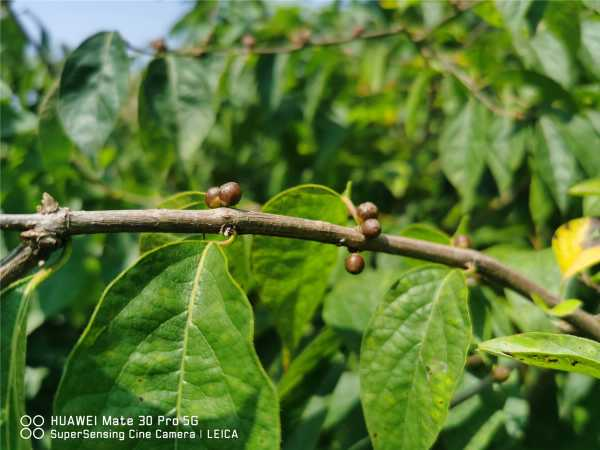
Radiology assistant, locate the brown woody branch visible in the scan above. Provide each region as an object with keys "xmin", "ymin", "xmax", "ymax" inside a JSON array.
[{"xmin": 2, "ymin": 203, "xmax": 600, "ymax": 340}]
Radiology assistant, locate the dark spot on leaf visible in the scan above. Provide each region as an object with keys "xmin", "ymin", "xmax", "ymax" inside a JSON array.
[
  {"xmin": 571, "ymin": 360, "xmax": 579, "ymax": 366},
  {"xmin": 138, "ymin": 397, "xmax": 143, "ymax": 402},
  {"xmin": 547, "ymin": 358, "xmax": 558, "ymax": 363}
]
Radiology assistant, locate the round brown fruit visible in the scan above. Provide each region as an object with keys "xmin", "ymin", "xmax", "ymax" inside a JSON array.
[
  {"xmin": 361, "ymin": 218, "xmax": 381, "ymax": 238},
  {"xmin": 242, "ymin": 34, "xmax": 256, "ymax": 48},
  {"xmin": 356, "ymin": 201, "xmax": 379, "ymax": 221},
  {"xmin": 205, "ymin": 187, "xmax": 222, "ymax": 208},
  {"xmin": 345, "ymin": 253, "xmax": 365, "ymax": 274},
  {"xmin": 219, "ymin": 182, "xmax": 242, "ymax": 207},
  {"xmin": 491, "ymin": 365, "xmax": 511, "ymax": 383},
  {"xmin": 452, "ymin": 234, "xmax": 472, "ymax": 249}
]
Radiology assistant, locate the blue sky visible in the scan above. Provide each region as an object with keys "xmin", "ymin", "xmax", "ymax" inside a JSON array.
[{"xmin": 15, "ymin": 1, "xmax": 192, "ymax": 49}]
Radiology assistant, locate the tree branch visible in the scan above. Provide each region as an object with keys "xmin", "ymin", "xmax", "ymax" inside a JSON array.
[
  {"xmin": 1, "ymin": 204, "xmax": 600, "ymax": 340},
  {"xmin": 0, "ymin": 244, "xmax": 40, "ymax": 288},
  {"xmin": 0, "ymin": 208, "xmax": 600, "ymax": 340}
]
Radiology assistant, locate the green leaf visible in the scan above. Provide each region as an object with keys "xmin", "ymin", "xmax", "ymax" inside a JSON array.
[
  {"xmin": 0, "ymin": 80, "xmax": 37, "ymax": 139},
  {"xmin": 252, "ymin": 185, "xmax": 348, "ymax": 350},
  {"xmin": 463, "ymin": 410, "xmax": 505, "ymax": 450},
  {"xmin": 531, "ymin": 294, "xmax": 582, "ymax": 317},
  {"xmin": 495, "ymin": 0, "xmax": 538, "ymax": 66},
  {"xmin": 139, "ymin": 191, "xmax": 206, "ymax": 253},
  {"xmin": 360, "ymin": 266, "xmax": 471, "ymax": 450},
  {"xmin": 278, "ymin": 328, "xmax": 342, "ymax": 407},
  {"xmin": 486, "ymin": 118, "xmax": 528, "ymax": 195},
  {"xmin": 323, "ymin": 270, "xmax": 395, "ymax": 344},
  {"xmin": 584, "ymin": 195, "xmax": 600, "ymax": 216},
  {"xmin": 405, "ymin": 71, "xmax": 432, "ymax": 140},
  {"xmin": 478, "ymin": 332, "xmax": 600, "ymax": 379},
  {"xmin": 569, "ymin": 178, "xmax": 600, "ymax": 197},
  {"xmin": 38, "ymin": 83, "xmax": 73, "ymax": 170},
  {"xmin": 138, "ymin": 192, "xmax": 253, "ymax": 291},
  {"xmin": 54, "ymin": 241, "xmax": 279, "ymax": 449},
  {"xmin": 58, "ymin": 31, "xmax": 129, "ymax": 155},
  {"xmin": 378, "ymin": 223, "xmax": 451, "ymax": 271},
  {"xmin": 548, "ymin": 299, "xmax": 583, "ymax": 317},
  {"xmin": 535, "ymin": 115, "xmax": 582, "ymax": 213},
  {"xmin": 560, "ymin": 114, "xmax": 600, "ymax": 178},
  {"xmin": 530, "ymin": 1, "xmax": 580, "ymax": 88},
  {"xmin": 139, "ymin": 55, "xmax": 221, "ymax": 167},
  {"xmin": 579, "ymin": 18, "xmax": 600, "ymax": 80},
  {"xmin": 439, "ymin": 99, "xmax": 489, "ymax": 210},
  {"xmin": 529, "ymin": 171, "xmax": 555, "ymax": 230},
  {"xmin": 0, "ymin": 278, "xmax": 34, "ymax": 450}
]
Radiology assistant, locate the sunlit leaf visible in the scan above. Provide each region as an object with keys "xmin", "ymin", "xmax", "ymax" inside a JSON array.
[
  {"xmin": 439, "ymin": 99, "xmax": 489, "ymax": 210},
  {"xmin": 479, "ymin": 332, "xmax": 600, "ymax": 379},
  {"xmin": 548, "ymin": 299, "xmax": 583, "ymax": 317},
  {"xmin": 58, "ymin": 31, "xmax": 129, "ymax": 155},
  {"xmin": 0, "ymin": 278, "xmax": 33, "ymax": 450},
  {"xmin": 360, "ymin": 266, "xmax": 471, "ymax": 450},
  {"xmin": 580, "ymin": 18, "xmax": 600, "ymax": 80},
  {"xmin": 531, "ymin": 293, "xmax": 582, "ymax": 317},
  {"xmin": 252, "ymin": 185, "xmax": 348, "ymax": 351},
  {"xmin": 552, "ymin": 217, "xmax": 600, "ymax": 278},
  {"xmin": 54, "ymin": 241, "xmax": 279, "ymax": 449},
  {"xmin": 569, "ymin": 178, "xmax": 600, "ymax": 197},
  {"xmin": 138, "ymin": 55, "xmax": 222, "ymax": 168},
  {"xmin": 535, "ymin": 115, "xmax": 582, "ymax": 213}
]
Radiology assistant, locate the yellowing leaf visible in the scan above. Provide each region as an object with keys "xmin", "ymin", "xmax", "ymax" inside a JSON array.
[{"xmin": 552, "ymin": 217, "xmax": 600, "ymax": 278}]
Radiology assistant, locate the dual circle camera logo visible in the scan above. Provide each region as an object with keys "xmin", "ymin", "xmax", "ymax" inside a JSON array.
[{"xmin": 20, "ymin": 415, "xmax": 45, "ymax": 439}]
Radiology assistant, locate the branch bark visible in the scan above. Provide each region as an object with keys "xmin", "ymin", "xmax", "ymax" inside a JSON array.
[{"xmin": 2, "ymin": 206, "xmax": 600, "ymax": 340}]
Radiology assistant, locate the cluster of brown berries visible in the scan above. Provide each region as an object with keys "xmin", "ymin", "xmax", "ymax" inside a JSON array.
[
  {"xmin": 344, "ymin": 201, "xmax": 382, "ymax": 275},
  {"xmin": 205, "ymin": 182, "xmax": 242, "ymax": 208}
]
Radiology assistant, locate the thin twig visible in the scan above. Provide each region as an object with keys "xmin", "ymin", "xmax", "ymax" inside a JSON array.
[
  {"xmin": 451, "ymin": 362, "xmax": 519, "ymax": 408},
  {"xmin": 2, "ymin": 204, "xmax": 600, "ymax": 340},
  {"xmin": 0, "ymin": 244, "xmax": 41, "ymax": 288},
  {"xmin": 580, "ymin": 272, "xmax": 600, "ymax": 295},
  {"xmin": 424, "ymin": 49, "xmax": 524, "ymax": 120}
]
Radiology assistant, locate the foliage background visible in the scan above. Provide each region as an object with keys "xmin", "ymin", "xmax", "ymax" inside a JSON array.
[{"xmin": 1, "ymin": 1, "xmax": 600, "ymax": 449}]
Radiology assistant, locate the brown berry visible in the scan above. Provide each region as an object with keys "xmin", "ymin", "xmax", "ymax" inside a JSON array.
[
  {"xmin": 491, "ymin": 365, "xmax": 511, "ymax": 383},
  {"xmin": 291, "ymin": 29, "xmax": 311, "ymax": 47},
  {"xmin": 150, "ymin": 38, "xmax": 167, "ymax": 53},
  {"xmin": 356, "ymin": 201, "xmax": 379, "ymax": 221},
  {"xmin": 452, "ymin": 234, "xmax": 472, "ymax": 249},
  {"xmin": 361, "ymin": 218, "xmax": 381, "ymax": 239},
  {"xmin": 466, "ymin": 354, "xmax": 484, "ymax": 368},
  {"xmin": 345, "ymin": 253, "xmax": 365, "ymax": 274},
  {"xmin": 205, "ymin": 187, "xmax": 222, "ymax": 208},
  {"xmin": 242, "ymin": 34, "xmax": 256, "ymax": 48},
  {"xmin": 219, "ymin": 181, "xmax": 242, "ymax": 207},
  {"xmin": 352, "ymin": 25, "xmax": 365, "ymax": 38}
]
